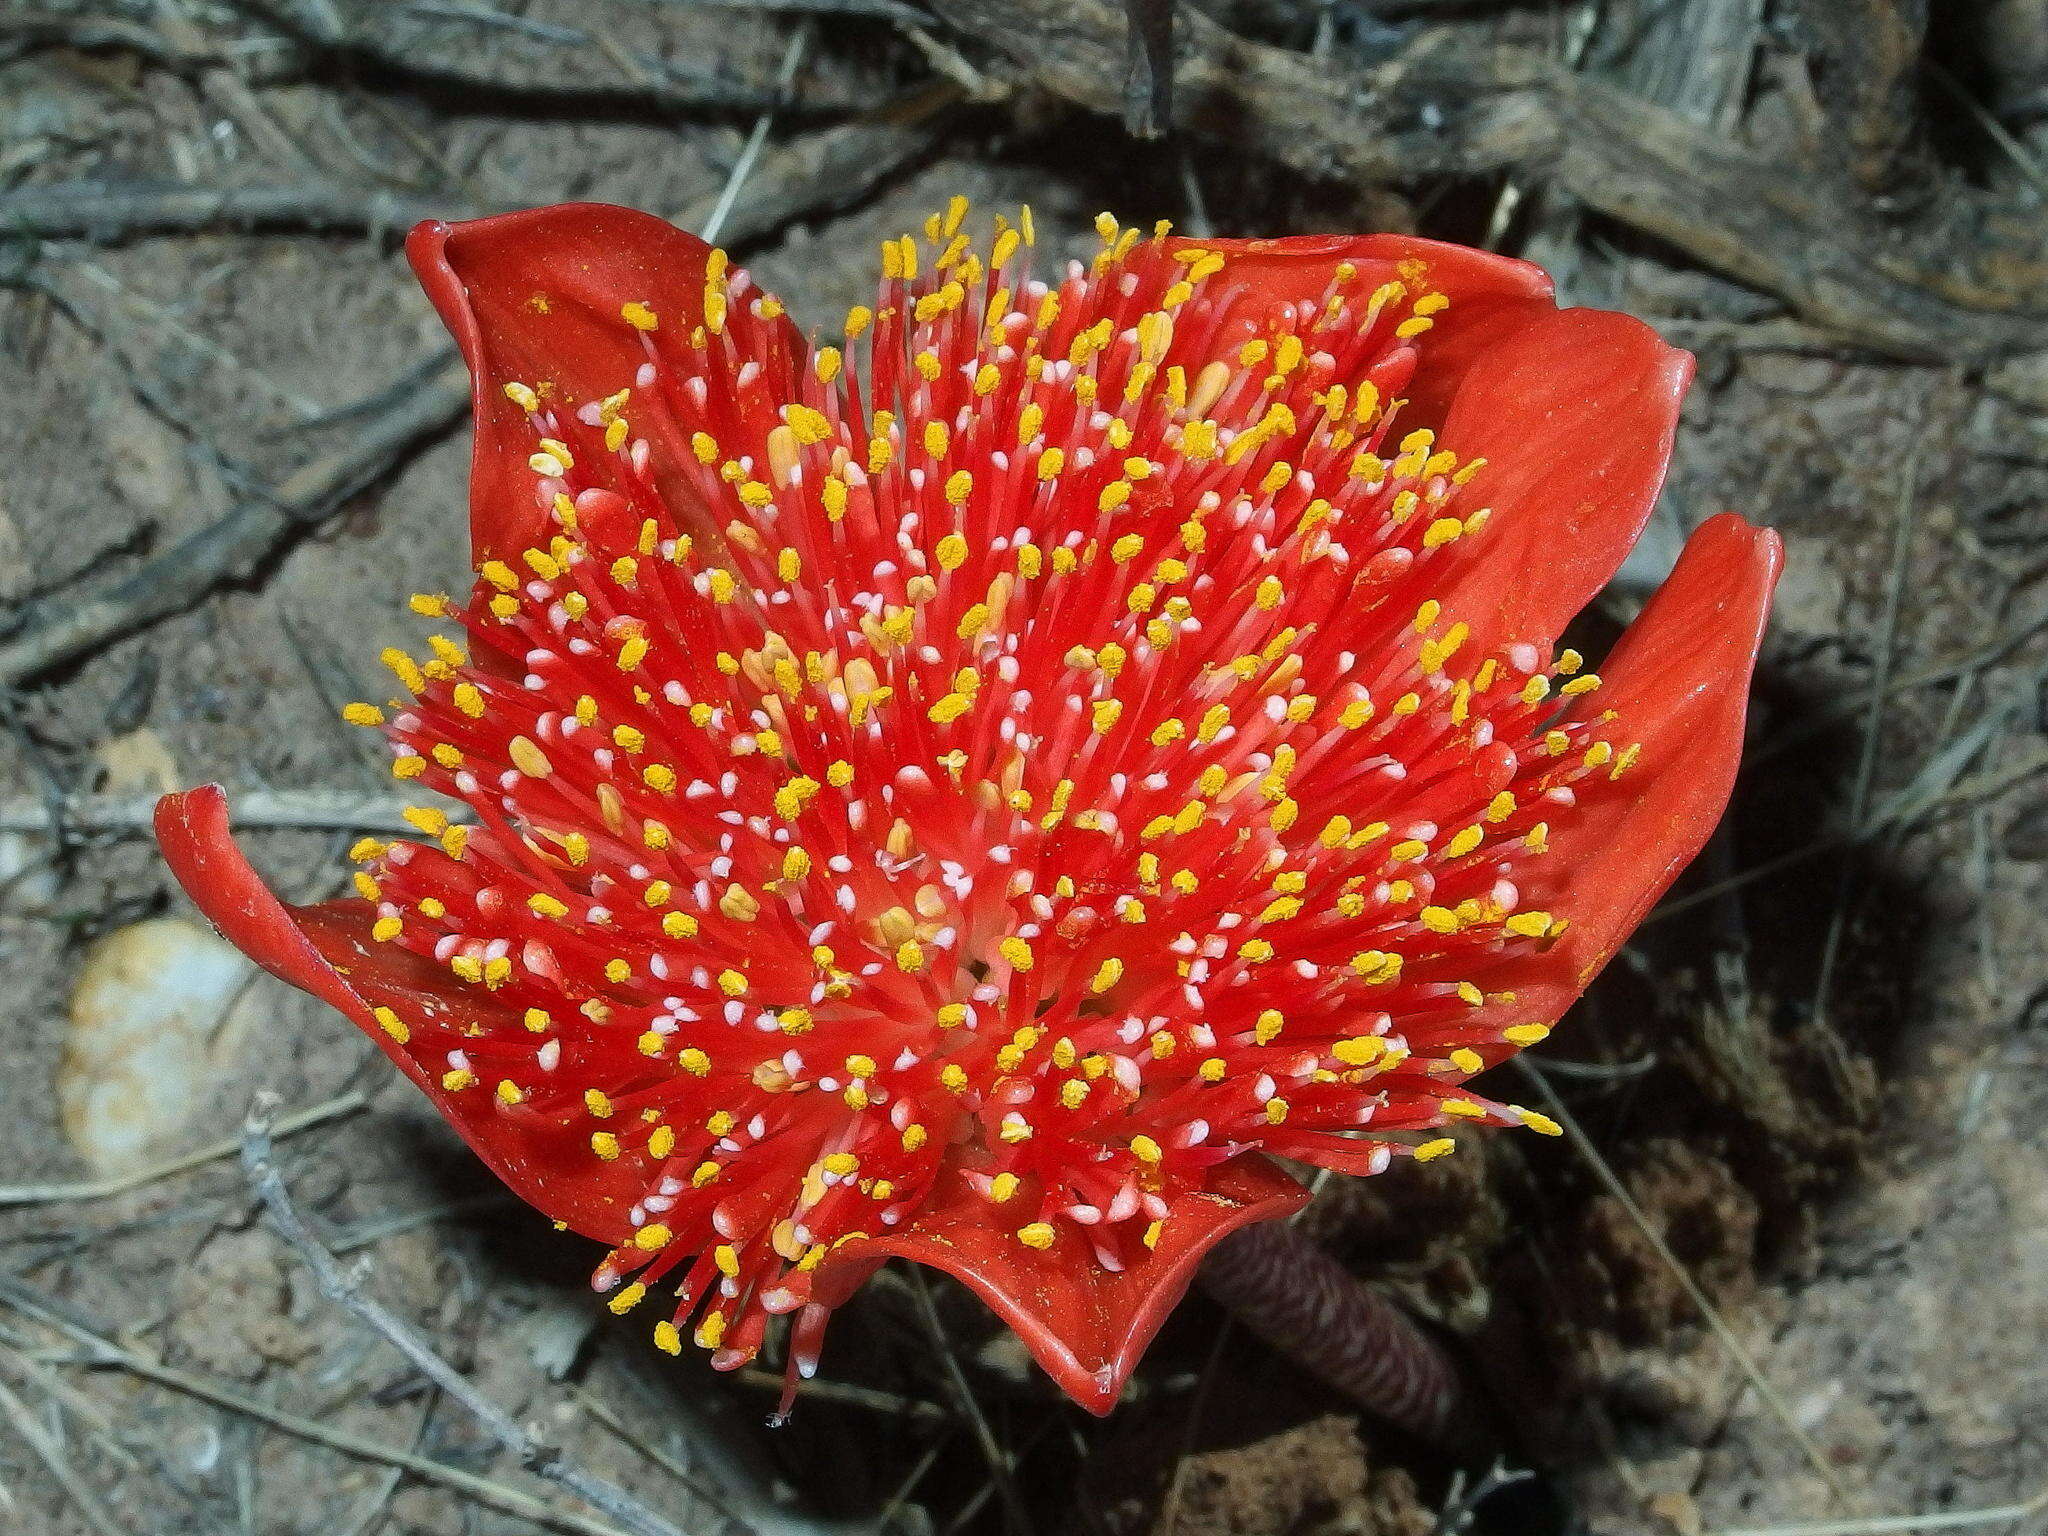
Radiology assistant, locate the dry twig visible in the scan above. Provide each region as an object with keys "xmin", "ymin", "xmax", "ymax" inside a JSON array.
[
  {"xmin": 1706, "ymin": 1489, "xmax": 2048, "ymax": 1536},
  {"xmin": 0, "ymin": 1092, "xmax": 365, "ymax": 1209},
  {"xmin": 243, "ymin": 0, "xmax": 845, "ymax": 115},
  {"xmin": 0, "ymin": 1369, "xmax": 135, "ymax": 1536},
  {"xmin": 923, "ymin": 0, "xmax": 2048, "ymax": 361},
  {"xmin": 1512, "ymin": 1061, "xmax": 1854, "ymax": 1507},
  {"xmin": 0, "ymin": 1274, "xmax": 639, "ymax": 1536},
  {"xmin": 239, "ymin": 1097, "xmax": 691, "ymax": 1536},
  {"xmin": 0, "ymin": 109, "xmax": 945, "ymax": 689},
  {"xmin": 0, "ymin": 356, "xmax": 469, "ymax": 689},
  {"xmin": 0, "ymin": 182, "xmax": 480, "ymax": 243}
]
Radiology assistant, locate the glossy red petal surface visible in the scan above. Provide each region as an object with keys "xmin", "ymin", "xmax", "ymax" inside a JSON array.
[
  {"xmin": 1432, "ymin": 307, "xmax": 1695, "ymax": 655},
  {"xmin": 410, "ymin": 203, "xmax": 800, "ymax": 562},
  {"xmin": 814, "ymin": 1156, "xmax": 1309, "ymax": 1414},
  {"xmin": 1166, "ymin": 232, "xmax": 1553, "ymax": 324},
  {"xmin": 1467, "ymin": 513, "xmax": 1782, "ymax": 1020},
  {"xmin": 154, "ymin": 786, "xmax": 647, "ymax": 1244},
  {"xmin": 1165, "ymin": 233, "xmax": 1557, "ymax": 411}
]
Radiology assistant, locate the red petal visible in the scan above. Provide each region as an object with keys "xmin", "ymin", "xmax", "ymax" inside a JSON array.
[
  {"xmin": 154, "ymin": 786, "xmax": 646, "ymax": 1244},
  {"xmin": 1474, "ymin": 514, "xmax": 1782, "ymax": 1018},
  {"xmin": 1159, "ymin": 235, "xmax": 1685, "ymax": 653},
  {"xmin": 813, "ymin": 1156, "xmax": 1308, "ymax": 1414},
  {"xmin": 1432, "ymin": 307, "xmax": 1695, "ymax": 655},
  {"xmin": 1168, "ymin": 232, "xmax": 1553, "ymax": 321},
  {"xmin": 1164, "ymin": 231, "xmax": 1557, "ymax": 416},
  {"xmin": 409, "ymin": 204, "xmax": 796, "ymax": 562}
]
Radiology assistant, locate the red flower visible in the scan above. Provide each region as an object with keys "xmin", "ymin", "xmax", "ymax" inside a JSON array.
[{"xmin": 158, "ymin": 202, "xmax": 1779, "ymax": 1415}]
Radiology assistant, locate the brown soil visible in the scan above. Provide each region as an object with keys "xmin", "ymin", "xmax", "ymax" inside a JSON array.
[{"xmin": 3, "ymin": 3, "xmax": 2045, "ymax": 1534}]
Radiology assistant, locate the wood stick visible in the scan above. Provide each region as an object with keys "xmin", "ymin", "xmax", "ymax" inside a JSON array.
[
  {"xmin": 240, "ymin": 1100, "xmax": 691, "ymax": 1536},
  {"xmin": 0, "ymin": 182, "xmax": 482, "ymax": 243},
  {"xmin": 924, "ymin": 0, "xmax": 2048, "ymax": 361},
  {"xmin": 0, "ymin": 111, "xmax": 946, "ymax": 688}
]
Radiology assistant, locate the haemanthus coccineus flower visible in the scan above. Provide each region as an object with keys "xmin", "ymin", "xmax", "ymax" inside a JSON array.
[{"xmin": 158, "ymin": 201, "xmax": 1779, "ymax": 1415}]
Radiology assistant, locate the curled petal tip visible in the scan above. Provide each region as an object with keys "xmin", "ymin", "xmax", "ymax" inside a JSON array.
[
  {"xmin": 1697, "ymin": 509, "xmax": 1786, "ymax": 570},
  {"xmin": 403, "ymin": 217, "xmax": 453, "ymax": 260},
  {"xmin": 153, "ymin": 782, "xmax": 646, "ymax": 1245}
]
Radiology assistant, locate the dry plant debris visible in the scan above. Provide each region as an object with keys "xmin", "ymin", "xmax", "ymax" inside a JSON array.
[{"xmin": 2, "ymin": 2, "xmax": 2046, "ymax": 1534}]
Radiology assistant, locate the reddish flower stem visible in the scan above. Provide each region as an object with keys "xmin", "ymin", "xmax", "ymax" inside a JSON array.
[{"xmin": 1200, "ymin": 1221, "xmax": 1491, "ymax": 1455}]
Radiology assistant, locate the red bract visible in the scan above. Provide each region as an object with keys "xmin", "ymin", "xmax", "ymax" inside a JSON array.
[{"xmin": 158, "ymin": 202, "xmax": 1780, "ymax": 1415}]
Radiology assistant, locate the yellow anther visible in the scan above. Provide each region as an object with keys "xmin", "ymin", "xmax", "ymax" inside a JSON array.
[
  {"xmin": 1332, "ymin": 1036, "xmax": 1385, "ymax": 1067},
  {"xmin": 606, "ymin": 1283, "xmax": 646, "ymax": 1315}
]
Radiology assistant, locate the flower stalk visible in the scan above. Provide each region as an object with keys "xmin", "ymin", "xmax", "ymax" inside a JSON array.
[{"xmin": 1201, "ymin": 1220, "xmax": 1490, "ymax": 1454}]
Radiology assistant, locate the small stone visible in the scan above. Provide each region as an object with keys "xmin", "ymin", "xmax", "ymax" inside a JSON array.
[
  {"xmin": 92, "ymin": 726, "xmax": 183, "ymax": 795},
  {"xmin": 58, "ymin": 918, "xmax": 249, "ymax": 1170},
  {"xmin": 0, "ymin": 831, "xmax": 60, "ymax": 915},
  {"xmin": 1649, "ymin": 1490, "xmax": 1703, "ymax": 1536}
]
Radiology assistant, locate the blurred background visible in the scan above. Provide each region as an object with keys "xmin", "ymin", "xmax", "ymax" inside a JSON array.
[{"xmin": 2, "ymin": 1, "xmax": 2045, "ymax": 1533}]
